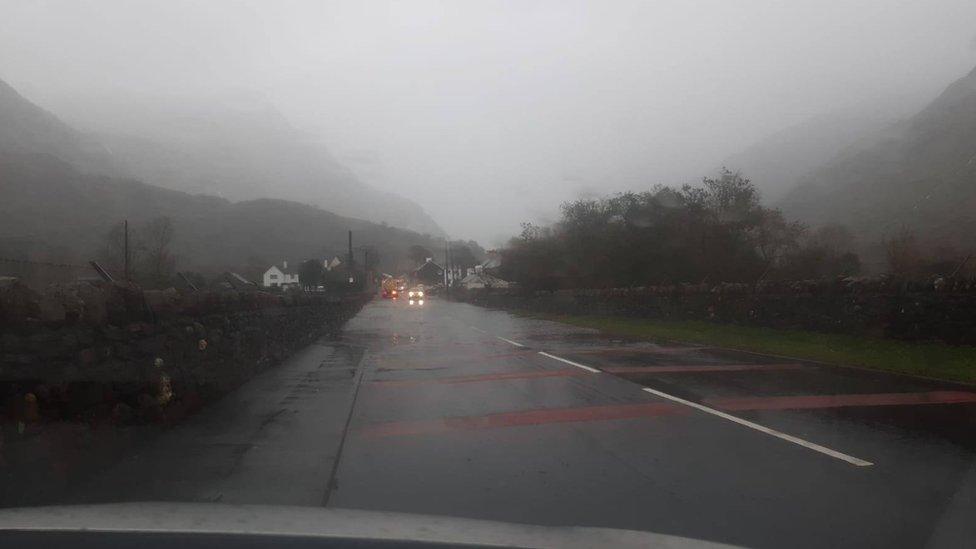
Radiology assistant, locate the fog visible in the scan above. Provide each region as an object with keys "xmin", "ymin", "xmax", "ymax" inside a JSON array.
[{"xmin": 2, "ymin": 0, "xmax": 975, "ymax": 245}]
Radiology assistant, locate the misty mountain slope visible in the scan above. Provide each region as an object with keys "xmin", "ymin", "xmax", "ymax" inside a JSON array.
[
  {"xmin": 781, "ymin": 65, "xmax": 976, "ymax": 249},
  {"xmin": 723, "ymin": 110, "xmax": 900, "ymax": 204},
  {"xmin": 0, "ymin": 151, "xmax": 443, "ymax": 274},
  {"xmin": 0, "ymin": 77, "xmax": 446, "ymax": 272},
  {"xmin": 54, "ymin": 93, "xmax": 446, "ymax": 237},
  {"xmin": 0, "ymin": 78, "xmax": 114, "ymax": 175}
]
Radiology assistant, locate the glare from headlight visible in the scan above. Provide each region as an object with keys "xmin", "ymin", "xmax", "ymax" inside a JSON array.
[
  {"xmin": 418, "ymin": 299, "xmax": 424, "ymax": 305},
  {"xmin": 409, "ymin": 299, "xmax": 415, "ymax": 305}
]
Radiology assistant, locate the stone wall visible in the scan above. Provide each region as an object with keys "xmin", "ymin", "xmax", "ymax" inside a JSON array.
[
  {"xmin": 0, "ymin": 279, "xmax": 370, "ymax": 503},
  {"xmin": 452, "ymin": 277, "xmax": 976, "ymax": 345},
  {"xmin": 1, "ymin": 279, "xmax": 369, "ymax": 423}
]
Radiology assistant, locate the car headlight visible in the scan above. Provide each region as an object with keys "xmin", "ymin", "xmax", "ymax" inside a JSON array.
[
  {"xmin": 409, "ymin": 299, "xmax": 415, "ymax": 305},
  {"xmin": 418, "ymin": 299, "xmax": 424, "ymax": 305},
  {"xmin": 417, "ymin": 291, "xmax": 424, "ymax": 297}
]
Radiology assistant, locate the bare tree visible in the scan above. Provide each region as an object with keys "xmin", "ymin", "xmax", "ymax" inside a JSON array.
[
  {"xmin": 99, "ymin": 221, "xmax": 142, "ymax": 278},
  {"xmin": 99, "ymin": 222, "xmax": 126, "ymax": 272},
  {"xmin": 140, "ymin": 216, "xmax": 176, "ymax": 284},
  {"xmin": 407, "ymin": 244, "xmax": 432, "ymax": 266}
]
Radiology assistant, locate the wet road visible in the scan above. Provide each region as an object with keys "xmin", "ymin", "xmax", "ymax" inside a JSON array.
[{"xmin": 73, "ymin": 297, "xmax": 976, "ymax": 548}]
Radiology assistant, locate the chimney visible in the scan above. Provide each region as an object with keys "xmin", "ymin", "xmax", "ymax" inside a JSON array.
[{"xmin": 283, "ymin": 260, "xmax": 288, "ymax": 270}]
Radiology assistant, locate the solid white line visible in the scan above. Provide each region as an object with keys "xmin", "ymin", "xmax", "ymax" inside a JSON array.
[
  {"xmin": 537, "ymin": 351, "xmax": 601, "ymax": 374},
  {"xmin": 641, "ymin": 387, "xmax": 874, "ymax": 467},
  {"xmin": 496, "ymin": 336, "xmax": 526, "ymax": 348}
]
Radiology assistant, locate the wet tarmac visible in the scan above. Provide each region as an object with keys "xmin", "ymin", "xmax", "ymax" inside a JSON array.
[
  {"xmin": 330, "ymin": 298, "xmax": 976, "ymax": 549},
  {"xmin": 63, "ymin": 297, "xmax": 976, "ymax": 548}
]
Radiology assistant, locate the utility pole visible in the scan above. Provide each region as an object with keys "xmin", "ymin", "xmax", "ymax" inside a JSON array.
[
  {"xmin": 346, "ymin": 230, "xmax": 355, "ymax": 285},
  {"xmin": 347, "ymin": 230, "xmax": 354, "ymax": 269},
  {"xmin": 444, "ymin": 243, "xmax": 449, "ymax": 287},
  {"xmin": 123, "ymin": 219, "xmax": 129, "ymax": 282},
  {"xmin": 449, "ymin": 243, "xmax": 455, "ymax": 284},
  {"xmin": 362, "ymin": 248, "xmax": 369, "ymax": 288}
]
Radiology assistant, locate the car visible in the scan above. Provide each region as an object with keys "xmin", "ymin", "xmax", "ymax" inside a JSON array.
[{"xmin": 407, "ymin": 286, "xmax": 425, "ymax": 305}]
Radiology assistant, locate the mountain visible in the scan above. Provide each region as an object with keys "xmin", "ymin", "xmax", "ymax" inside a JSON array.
[
  {"xmin": 0, "ymin": 79, "xmax": 115, "ymax": 175},
  {"xmin": 49, "ymin": 92, "xmax": 446, "ymax": 237},
  {"xmin": 723, "ymin": 110, "xmax": 899, "ymax": 204},
  {"xmin": 0, "ymin": 151, "xmax": 445, "ymax": 276},
  {"xmin": 780, "ymin": 65, "xmax": 976, "ymax": 251},
  {"xmin": 0, "ymin": 78, "xmax": 447, "ymax": 276}
]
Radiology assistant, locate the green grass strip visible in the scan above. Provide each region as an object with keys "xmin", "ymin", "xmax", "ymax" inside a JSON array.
[{"xmin": 521, "ymin": 313, "xmax": 976, "ymax": 385}]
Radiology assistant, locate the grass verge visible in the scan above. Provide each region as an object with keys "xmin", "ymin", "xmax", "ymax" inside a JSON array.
[{"xmin": 522, "ymin": 312, "xmax": 976, "ymax": 385}]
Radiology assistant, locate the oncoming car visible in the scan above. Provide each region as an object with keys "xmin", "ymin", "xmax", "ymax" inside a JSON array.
[{"xmin": 407, "ymin": 286, "xmax": 425, "ymax": 306}]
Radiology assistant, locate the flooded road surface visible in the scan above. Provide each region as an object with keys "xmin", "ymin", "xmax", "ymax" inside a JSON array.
[{"xmin": 71, "ymin": 297, "xmax": 976, "ymax": 548}]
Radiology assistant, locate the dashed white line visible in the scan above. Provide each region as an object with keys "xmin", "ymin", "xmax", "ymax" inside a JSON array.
[
  {"xmin": 496, "ymin": 336, "xmax": 526, "ymax": 348},
  {"xmin": 537, "ymin": 351, "xmax": 601, "ymax": 373},
  {"xmin": 470, "ymin": 325, "xmax": 526, "ymax": 349},
  {"xmin": 641, "ymin": 387, "xmax": 874, "ymax": 467}
]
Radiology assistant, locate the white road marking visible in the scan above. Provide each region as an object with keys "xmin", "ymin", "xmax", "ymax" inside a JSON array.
[
  {"xmin": 641, "ymin": 387, "xmax": 874, "ymax": 467},
  {"xmin": 537, "ymin": 351, "xmax": 601, "ymax": 373},
  {"xmin": 476, "ymin": 322, "xmax": 870, "ymax": 467},
  {"xmin": 496, "ymin": 336, "xmax": 526, "ymax": 348}
]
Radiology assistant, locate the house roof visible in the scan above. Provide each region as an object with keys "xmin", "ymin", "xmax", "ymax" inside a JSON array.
[
  {"xmin": 414, "ymin": 260, "xmax": 444, "ymax": 274},
  {"xmin": 267, "ymin": 263, "xmax": 299, "ymax": 276},
  {"xmin": 225, "ymin": 272, "xmax": 257, "ymax": 288},
  {"xmin": 480, "ymin": 257, "xmax": 501, "ymax": 270},
  {"xmin": 460, "ymin": 272, "xmax": 510, "ymax": 287}
]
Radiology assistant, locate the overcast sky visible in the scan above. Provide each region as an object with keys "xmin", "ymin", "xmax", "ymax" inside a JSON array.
[{"xmin": 2, "ymin": 1, "xmax": 976, "ymax": 245}]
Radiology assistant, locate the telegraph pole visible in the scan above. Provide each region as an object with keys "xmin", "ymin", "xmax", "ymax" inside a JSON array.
[
  {"xmin": 362, "ymin": 248, "xmax": 369, "ymax": 288},
  {"xmin": 123, "ymin": 219, "xmax": 129, "ymax": 282},
  {"xmin": 449, "ymin": 243, "xmax": 455, "ymax": 284},
  {"xmin": 347, "ymin": 230, "xmax": 354, "ymax": 268}
]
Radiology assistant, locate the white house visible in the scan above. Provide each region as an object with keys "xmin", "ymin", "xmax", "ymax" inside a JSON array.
[
  {"xmin": 262, "ymin": 260, "xmax": 300, "ymax": 287},
  {"xmin": 325, "ymin": 256, "xmax": 343, "ymax": 271}
]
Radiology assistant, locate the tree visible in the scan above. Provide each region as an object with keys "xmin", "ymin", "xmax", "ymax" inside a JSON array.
[
  {"xmin": 701, "ymin": 168, "xmax": 760, "ymax": 223},
  {"xmin": 99, "ymin": 222, "xmax": 128, "ymax": 274},
  {"xmin": 500, "ymin": 169, "xmax": 857, "ymax": 289},
  {"xmin": 450, "ymin": 244, "xmax": 479, "ymax": 270},
  {"xmin": 299, "ymin": 259, "xmax": 325, "ymax": 290},
  {"xmin": 750, "ymin": 210, "xmax": 803, "ymax": 268},
  {"xmin": 884, "ymin": 228, "xmax": 922, "ymax": 277},
  {"xmin": 140, "ymin": 216, "xmax": 175, "ymax": 285},
  {"xmin": 407, "ymin": 245, "xmax": 433, "ymax": 266},
  {"xmin": 808, "ymin": 224, "xmax": 857, "ymax": 254},
  {"xmin": 774, "ymin": 224, "xmax": 860, "ymax": 279}
]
